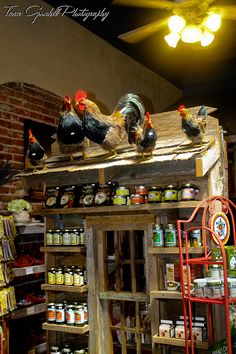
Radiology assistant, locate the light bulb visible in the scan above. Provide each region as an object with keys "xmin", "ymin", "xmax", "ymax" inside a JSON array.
[
  {"xmin": 164, "ymin": 32, "xmax": 181, "ymax": 48},
  {"xmin": 204, "ymin": 14, "xmax": 221, "ymax": 32},
  {"xmin": 181, "ymin": 25, "xmax": 202, "ymax": 43},
  {"xmin": 201, "ymin": 30, "xmax": 215, "ymax": 46},
  {"xmin": 168, "ymin": 15, "xmax": 186, "ymax": 33}
]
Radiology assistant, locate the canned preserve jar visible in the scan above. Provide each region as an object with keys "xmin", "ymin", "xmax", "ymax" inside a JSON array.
[
  {"xmin": 74, "ymin": 304, "xmax": 85, "ymax": 325},
  {"xmin": 47, "ymin": 303, "xmax": 56, "ymax": 323},
  {"xmin": 190, "ymin": 229, "xmax": 202, "ymax": 247},
  {"xmin": 153, "ymin": 224, "xmax": 164, "ymax": 247},
  {"xmin": 130, "ymin": 194, "xmax": 145, "ymax": 205},
  {"xmin": 115, "ymin": 186, "xmax": 130, "ymax": 196},
  {"xmin": 46, "ymin": 230, "xmax": 53, "ymax": 245},
  {"xmin": 56, "ymin": 303, "xmax": 65, "ymax": 324},
  {"xmin": 164, "ymin": 185, "xmax": 178, "ymax": 202},
  {"xmin": 113, "ymin": 195, "xmax": 126, "ymax": 205},
  {"xmin": 48, "ymin": 267, "xmax": 56, "ymax": 285},
  {"xmin": 66, "ymin": 305, "xmax": 75, "ymax": 325},
  {"xmin": 55, "ymin": 267, "xmax": 64, "ymax": 285},
  {"xmin": 181, "ymin": 184, "xmax": 195, "ymax": 201},
  {"xmin": 135, "ymin": 185, "xmax": 148, "ymax": 196},
  {"xmin": 53, "ymin": 230, "xmax": 62, "ymax": 245},
  {"xmin": 62, "ymin": 229, "xmax": 71, "ymax": 245},
  {"xmin": 164, "ymin": 224, "xmax": 177, "ymax": 247},
  {"xmin": 71, "ymin": 229, "xmax": 80, "ymax": 245},
  {"xmin": 147, "ymin": 187, "xmax": 162, "ymax": 203},
  {"xmin": 64, "ymin": 268, "xmax": 74, "ymax": 286}
]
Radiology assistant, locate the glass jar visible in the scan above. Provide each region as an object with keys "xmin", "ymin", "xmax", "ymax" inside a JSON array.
[
  {"xmin": 55, "ymin": 267, "xmax": 64, "ymax": 285},
  {"xmin": 130, "ymin": 194, "xmax": 145, "ymax": 205},
  {"xmin": 163, "ymin": 185, "xmax": 178, "ymax": 202},
  {"xmin": 71, "ymin": 229, "xmax": 80, "ymax": 245},
  {"xmin": 193, "ymin": 278, "xmax": 207, "ymax": 298},
  {"xmin": 135, "ymin": 185, "xmax": 148, "ymax": 196},
  {"xmin": 79, "ymin": 228, "xmax": 85, "ymax": 245},
  {"xmin": 83, "ymin": 303, "xmax": 88, "ymax": 324},
  {"xmin": 66, "ymin": 305, "xmax": 75, "ymax": 325},
  {"xmin": 113, "ymin": 195, "xmax": 127, "ymax": 205},
  {"xmin": 147, "ymin": 187, "xmax": 162, "ymax": 203},
  {"xmin": 152, "ymin": 224, "xmax": 164, "ymax": 247},
  {"xmin": 53, "ymin": 229, "xmax": 62, "ymax": 245},
  {"xmin": 46, "ymin": 230, "xmax": 53, "ymax": 245},
  {"xmin": 47, "ymin": 303, "xmax": 56, "ymax": 323},
  {"xmin": 115, "ymin": 186, "xmax": 130, "ymax": 196},
  {"xmin": 181, "ymin": 183, "xmax": 195, "ymax": 201},
  {"xmin": 56, "ymin": 303, "xmax": 65, "ymax": 324},
  {"xmin": 62, "ymin": 229, "xmax": 71, "ymax": 245},
  {"xmin": 205, "ymin": 279, "xmax": 222, "ymax": 298},
  {"xmin": 64, "ymin": 268, "xmax": 74, "ymax": 286},
  {"xmin": 74, "ymin": 304, "xmax": 85, "ymax": 326},
  {"xmin": 164, "ymin": 224, "xmax": 177, "ymax": 247},
  {"xmin": 190, "ymin": 229, "xmax": 202, "ymax": 247},
  {"xmin": 48, "ymin": 267, "xmax": 56, "ymax": 285}
]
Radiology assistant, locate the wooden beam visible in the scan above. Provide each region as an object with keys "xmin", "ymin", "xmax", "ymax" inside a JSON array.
[{"xmin": 196, "ymin": 144, "xmax": 220, "ymax": 177}]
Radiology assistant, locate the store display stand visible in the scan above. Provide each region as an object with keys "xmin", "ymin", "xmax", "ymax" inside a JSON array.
[{"xmin": 177, "ymin": 195, "xmax": 236, "ymax": 354}]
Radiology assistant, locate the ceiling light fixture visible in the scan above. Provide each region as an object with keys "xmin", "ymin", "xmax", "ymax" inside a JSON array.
[{"xmin": 164, "ymin": 12, "xmax": 221, "ymax": 48}]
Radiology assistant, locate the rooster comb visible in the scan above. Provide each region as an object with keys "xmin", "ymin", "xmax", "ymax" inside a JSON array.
[
  {"xmin": 75, "ymin": 90, "xmax": 87, "ymax": 102},
  {"xmin": 178, "ymin": 104, "xmax": 185, "ymax": 112}
]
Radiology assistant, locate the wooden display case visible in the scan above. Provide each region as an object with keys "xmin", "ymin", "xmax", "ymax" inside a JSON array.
[{"xmin": 17, "ymin": 107, "xmax": 227, "ymax": 353}]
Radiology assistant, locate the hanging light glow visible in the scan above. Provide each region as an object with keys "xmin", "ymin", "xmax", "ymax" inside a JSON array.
[
  {"xmin": 164, "ymin": 32, "xmax": 181, "ymax": 47},
  {"xmin": 181, "ymin": 25, "xmax": 202, "ymax": 43},
  {"xmin": 201, "ymin": 30, "xmax": 215, "ymax": 46},
  {"xmin": 204, "ymin": 13, "xmax": 221, "ymax": 32},
  {"xmin": 168, "ymin": 15, "xmax": 186, "ymax": 33}
]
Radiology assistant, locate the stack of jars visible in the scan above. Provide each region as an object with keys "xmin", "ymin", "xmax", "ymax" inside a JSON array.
[
  {"xmin": 47, "ymin": 301, "xmax": 88, "ymax": 326},
  {"xmin": 46, "ymin": 228, "xmax": 85, "ymax": 246},
  {"xmin": 48, "ymin": 266, "xmax": 87, "ymax": 287}
]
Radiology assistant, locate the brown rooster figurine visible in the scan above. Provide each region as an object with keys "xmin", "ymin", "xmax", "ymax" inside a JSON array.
[
  {"xmin": 57, "ymin": 95, "xmax": 88, "ymax": 160},
  {"xmin": 135, "ymin": 112, "xmax": 157, "ymax": 158},
  {"xmin": 74, "ymin": 91, "xmax": 145, "ymax": 158},
  {"xmin": 27, "ymin": 129, "xmax": 46, "ymax": 171},
  {"xmin": 178, "ymin": 104, "xmax": 207, "ymax": 146}
]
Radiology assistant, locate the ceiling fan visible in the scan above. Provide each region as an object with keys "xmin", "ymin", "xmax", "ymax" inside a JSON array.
[{"xmin": 113, "ymin": 0, "xmax": 236, "ymax": 47}]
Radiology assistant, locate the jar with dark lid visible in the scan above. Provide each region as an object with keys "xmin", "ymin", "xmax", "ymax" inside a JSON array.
[
  {"xmin": 163, "ymin": 185, "xmax": 178, "ymax": 202},
  {"xmin": 181, "ymin": 183, "xmax": 195, "ymax": 201},
  {"xmin": 61, "ymin": 349, "xmax": 71, "ymax": 354},
  {"xmin": 64, "ymin": 268, "xmax": 74, "ymax": 286},
  {"xmin": 56, "ymin": 303, "xmax": 65, "ymax": 324},
  {"xmin": 53, "ymin": 229, "xmax": 62, "ymax": 245},
  {"xmin": 135, "ymin": 185, "xmax": 148, "ymax": 196},
  {"xmin": 50, "ymin": 346, "xmax": 61, "ymax": 354},
  {"xmin": 62, "ymin": 229, "xmax": 71, "ymax": 245},
  {"xmin": 71, "ymin": 229, "xmax": 80, "ymax": 245},
  {"xmin": 66, "ymin": 305, "xmax": 75, "ymax": 325},
  {"xmin": 130, "ymin": 194, "xmax": 145, "ymax": 205},
  {"xmin": 46, "ymin": 230, "xmax": 53, "ymax": 245},
  {"xmin": 153, "ymin": 224, "xmax": 164, "ymax": 247},
  {"xmin": 55, "ymin": 267, "xmax": 64, "ymax": 285},
  {"xmin": 47, "ymin": 303, "xmax": 56, "ymax": 323},
  {"xmin": 147, "ymin": 187, "xmax": 162, "ymax": 203},
  {"xmin": 79, "ymin": 228, "xmax": 85, "ymax": 245},
  {"xmin": 48, "ymin": 267, "xmax": 56, "ymax": 285}
]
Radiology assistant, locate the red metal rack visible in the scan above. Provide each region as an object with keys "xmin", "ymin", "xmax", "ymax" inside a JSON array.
[{"xmin": 177, "ymin": 196, "xmax": 236, "ymax": 354}]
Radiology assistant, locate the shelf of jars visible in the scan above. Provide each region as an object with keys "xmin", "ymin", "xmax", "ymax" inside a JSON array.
[
  {"xmin": 40, "ymin": 246, "xmax": 86, "ymax": 253},
  {"xmin": 152, "ymin": 335, "xmax": 209, "ymax": 349},
  {"xmin": 42, "ymin": 322, "xmax": 89, "ymax": 334},
  {"xmin": 41, "ymin": 201, "xmax": 200, "ymax": 216},
  {"xmin": 41, "ymin": 284, "xmax": 88, "ymax": 293}
]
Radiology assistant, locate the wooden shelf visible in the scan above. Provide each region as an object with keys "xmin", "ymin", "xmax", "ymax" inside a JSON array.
[
  {"xmin": 33, "ymin": 342, "xmax": 47, "ymax": 353},
  {"xmin": 148, "ymin": 247, "xmax": 204, "ymax": 254},
  {"xmin": 12, "ymin": 264, "xmax": 45, "ymax": 277},
  {"xmin": 153, "ymin": 335, "xmax": 209, "ymax": 349},
  {"xmin": 151, "ymin": 290, "xmax": 182, "ymax": 300},
  {"xmin": 42, "ymin": 201, "xmax": 200, "ymax": 216},
  {"xmin": 15, "ymin": 222, "xmax": 44, "ymax": 235},
  {"xmin": 40, "ymin": 246, "xmax": 86, "ymax": 253},
  {"xmin": 10, "ymin": 303, "xmax": 46, "ymax": 320},
  {"xmin": 99, "ymin": 291, "xmax": 147, "ymax": 302},
  {"xmin": 41, "ymin": 284, "xmax": 88, "ymax": 293},
  {"xmin": 42, "ymin": 322, "xmax": 89, "ymax": 334}
]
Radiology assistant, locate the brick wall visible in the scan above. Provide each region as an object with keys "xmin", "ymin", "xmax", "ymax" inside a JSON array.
[{"xmin": 0, "ymin": 82, "xmax": 62, "ymax": 203}]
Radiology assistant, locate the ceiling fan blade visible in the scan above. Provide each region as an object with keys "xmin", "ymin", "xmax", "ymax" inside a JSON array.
[
  {"xmin": 118, "ymin": 17, "xmax": 169, "ymax": 43},
  {"xmin": 113, "ymin": 0, "xmax": 198, "ymax": 10},
  {"xmin": 209, "ymin": 5, "xmax": 236, "ymax": 21}
]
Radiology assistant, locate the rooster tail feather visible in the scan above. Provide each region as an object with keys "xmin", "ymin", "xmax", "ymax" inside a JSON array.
[{"xmin": 116, "ymin": 93, "xmax": 145, "ymax": 144}]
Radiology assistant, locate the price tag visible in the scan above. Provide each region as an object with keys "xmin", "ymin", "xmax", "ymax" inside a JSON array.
[
  {"xmin": 26, "ymin": 267, "xmax": 33, "ymax": 275},
  {"xmin": 27, "ymin": 306, "xmax": 35, "ymax": 315}
]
